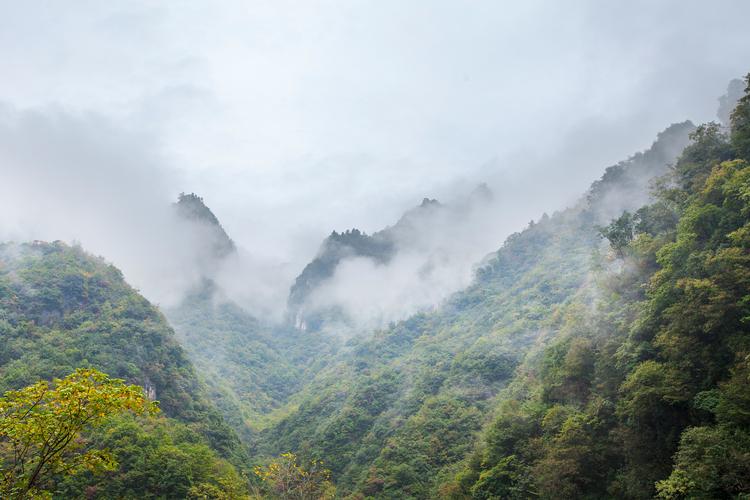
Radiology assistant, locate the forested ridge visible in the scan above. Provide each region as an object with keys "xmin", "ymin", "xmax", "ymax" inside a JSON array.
[
  {"xmin": 0, "ymin": 242, "xmax": 249, "ymax": 497},
  {"xmin": 1, "ymin": 75, "xmax": 749, "ymax": 499},
  {"xmin": 448, "ymin": 96, "xmax": 750, "ymax": 498},
  {"xmin": 254, "ymin": 119, "xmax": 698, "ymax": 497}
]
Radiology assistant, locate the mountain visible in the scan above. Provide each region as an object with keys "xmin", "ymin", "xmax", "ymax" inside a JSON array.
[
  {"xmin": 251, "ymin": 77, "xmax": 750, "ymax": 499},
  {"xmin": 167, "ymin": 187, "xmax": 496, "ymax": 443},
  {"xmin": 287, "ymin": 228, "xmax": 395, "ymax": 331},
  {"xmin": 166, "ymin": 193, "xmax": 340, "ymax": 444},
  {"xmin": 288, "ymin": 186, "xmax": 494, "ymax": 333},
  {"xmin": 0, "ymin": 241, "xmax": 242, "ymax": 457},
  {"xmin": 0, "ymin": 240, "xmax": 251, "ymax": 497},
  {"xmin": 165, "ymin": 283, "xmax": 337, "ymax": 444},
  {"xmin": 174, "ymin": 192, "xmax": 236, "ymax": 259},
  {"xmin": 4, "ymin": 74, "xmax": 748, "ymax": 499},
  {"xmin": 450, "ymin": 89, "xmax": 750, "ymax": 499},
  {"xmin": 158, "ymin": 116, "xmax": 700, "ymax": 499},
  {"xmin": 255, "ymin": 120, "xmax": 697, "ymax": 497}
]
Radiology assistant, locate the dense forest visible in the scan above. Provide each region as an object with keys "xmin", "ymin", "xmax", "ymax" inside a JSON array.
[
  {"xmin": 0, "ymin": 242, "xmax": 248, "ymax": 497},
  {"xmin": 1, "ymin": 74, "xmax": 749, "ymax": 499}
]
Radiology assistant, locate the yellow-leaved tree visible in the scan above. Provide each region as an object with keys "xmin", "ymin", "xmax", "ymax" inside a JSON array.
[
  {"xmin": 253, "ymin": 452, "xmax": 335, "ymax": 500},
  {"xmin": 0, "ymin": 368, "xmax": 157, "ymax": 499}
]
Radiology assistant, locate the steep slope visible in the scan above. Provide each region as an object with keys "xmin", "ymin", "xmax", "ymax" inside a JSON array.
[
  {"xmin": 288, "ymin": 186, "xmax": 493, "ymax": 332},
  {"xmin": 174, "ymin": 192, "xmax": 236, "ymax": 259},
  {"xmin": 0, "ymin": 241, "xmax": 242, "ymax": 460},
  {"xmin": 451, "ymin": 76, "xmax": 750, "ymax": 499},
  {"xmin": 258, "ymin": 121, "xmax": 694, "ymax": 497},
  {"xmin": 169, "ymin": 189, "xmax": 498, "ymax": 438},
  {"xmin": 288, "ymin": 228, "xmax": 395, "ymax": 330},
  {"xmin": 167, "ymin": 284, "xmax": 337, "ymax": 443},
  {"xmin": 165, "ymin": 193, "xmax": 339, "ymax": 444}
]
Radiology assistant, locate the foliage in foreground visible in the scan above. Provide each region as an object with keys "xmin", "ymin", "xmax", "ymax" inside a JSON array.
[
  {"xmin": 57, "ymin": 414, "xmax": 250, "ymax": 499},
  {"xmin": 0, "ymin": 369, "xmax": 252, "ymax": 499},
  {"xmin": 0, "ymin": 240, "xmax": 244, "ymax": 461},
  {"xmin": 253, "ymin": 452, "xmax": 335, "ymax": 500},
  {"xmin": 0, "ymin": 369, "xmax": 155, "ymax": 499}
]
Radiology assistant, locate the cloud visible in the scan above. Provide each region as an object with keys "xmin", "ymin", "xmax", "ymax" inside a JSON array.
[
  {"xmin": 0, "ymin": 1, "xmax": 749, "ymax": 324},
  {"xmin": 0, "ymin": 104, "xmax": 254, "ymax": 309},
  {"xmin": 298, "ymin": 188, "xmax": 533, "ymax": 331}
]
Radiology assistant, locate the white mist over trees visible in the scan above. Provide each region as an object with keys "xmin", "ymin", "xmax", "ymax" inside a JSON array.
[
  {"xmin": 1, "ymin": 2, "xmax": 749, "ymax": 321},
  {"xmin": 2, "ymin": 3, "xmax": 750, "ymax": 499}
]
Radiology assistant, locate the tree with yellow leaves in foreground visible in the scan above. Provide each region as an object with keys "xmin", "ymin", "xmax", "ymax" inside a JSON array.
[
  {"xmin": 253, "ymin": 452, "xmax": 335, "ymax": 500},
  {"xmin": 0, "ymin": 368, "xmax": 158, "ymax": 499}
]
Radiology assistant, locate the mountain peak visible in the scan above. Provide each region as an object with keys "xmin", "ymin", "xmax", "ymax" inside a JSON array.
[
  {"xmin": 420, "ymin": 197, "xmax": 440, "ymax": 208},
  {"xmin": 175, "ymin": 192, "xmax": 236, "ymax": 258},
  {"xmin": 471, "ymin": 182, "xmax": 494, "ymax": 203}
]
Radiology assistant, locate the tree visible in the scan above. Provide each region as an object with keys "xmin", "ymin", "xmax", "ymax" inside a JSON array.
[
  {"xmin": 731, "ymin": 73, "xmax": 750, "ymax": 161},
  {"xmin": 0, "ymin": 368, "xmax": 157, "ymax": 498},
  {"xmin": 253, "ymin": 453, "xmax": 335, "ymax": 500},
  {"xmin": 674, "ymin": 122, "xmax": 733, "ymax": 190},
  {"xmin": 471, "ymin": 456, "xmax": 531, "ymax": 500},
  {"xmin": 599, "ymin": 211, "xmax": 635, "ymax": 257}
]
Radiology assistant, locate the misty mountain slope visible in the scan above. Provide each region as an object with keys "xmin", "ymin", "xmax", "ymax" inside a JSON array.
[
  {"xmin": 263, "ymin": 207, "xmax": 595, "ymax": 495},
  {"xmin": 448, "ymin": 80, "xmax": 750, "ymax": 499},
  {"xmin": 174, "ymin": 192, "xmax": 236, "ymax": 259},
  {"xmin": 257, "ymin": 121, "xmax": 694, "ymax": 498},
  {"xmin": 288, "ymin": 187, "xmax": 494, "ymax": 333},
  {"xmin": 288, "ymin": 228, "xmax": 395, "ymax": 330},
  {"xmin": 0, "ymin": 241, "xmax": 243, "ymax": 460},
  {"xmin": 165, "ymin": 193, "xmax": 341, "ymax": 444},
  {"xmin": 166, "ymin": 283, "xmax": 339, "ymax": 443}
]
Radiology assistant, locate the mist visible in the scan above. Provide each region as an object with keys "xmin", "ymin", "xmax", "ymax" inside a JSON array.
[{"xmin": 1, "ymin": 1, "xmax": 749, "ymax": 323}]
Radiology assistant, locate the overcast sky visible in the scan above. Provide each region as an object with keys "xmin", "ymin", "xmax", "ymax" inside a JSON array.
[{"xmin": 1, "ymin": 0, "xmax": 749, "ymax": 294}]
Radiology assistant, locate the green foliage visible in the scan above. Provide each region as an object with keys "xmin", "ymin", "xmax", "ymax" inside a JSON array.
[
  {"xmin": 731, "ymin": 73, "xmax": 750, "ymax": 161},
  {"xmin": 0, "ymin": 369, "xmax": 156, "ymax": 498},
  {"xmin": 599, "ymin": 211, "xmax": 636, "ymax": 256},
  {"xmin": 0, "ymin": 241, "xmax": 243, "ymax": 461},
  {"xmin": 656, "ymin": 355, "xmax": 750, "ymax": 499},
  {"xmin": 250, "ymin": 120, "xmax": 701, "ymax": 498},
  {"xmin": 165, "ymin": 284, "xmax": 337, "ymax": 443},
  {"xmin": 470, "ymin": 455, "xmax": 531, "ymax": 500},
  {"xmin": 674, "ymin": 122, "xmax": 734, "ymax": 191},
  {"xmin": 57, "ymin": 414, "xmax": 249, "ymax": 499},
  {"xmin": 450, "ymin": 119, "xmax": 750, "ymax": 499},
  {"xmin": 6, "ymin": 79, "xmax": 749, "ymax": 500},
  {"xmin": 655, "ymin": 425, "xmax": 750, "ymax": 499},
  {"xmin": 261, "ymin": 201, "xmax": 597, "ymax": 497}
]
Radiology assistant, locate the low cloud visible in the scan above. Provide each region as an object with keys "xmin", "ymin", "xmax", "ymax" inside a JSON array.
[
  {"xmin": 0, "ymin": 105, "xmax": 235, "ymax": 308},
  {"xmin": 1, "ymin": 2, "xmax": 749, "ymax": 327}
]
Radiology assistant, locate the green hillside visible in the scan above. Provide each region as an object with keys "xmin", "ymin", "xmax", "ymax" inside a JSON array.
[
  {"xmin": 3, "ymin": 71, "xmax": 748, "ymax": 500},
  {"xmin": 255, "ymin": 117, "xmax": 699, "ymax": 498},
  {"xmin": 166, "ymin": 283, "xmax": 338, "ymax": 444},
  {"xmin": 0, "ymin": 242, "xmax": 253, "ymax": 498},
  {"xmin": 448, "ymin": 77, "xmax": 750, "ymax": 500}
]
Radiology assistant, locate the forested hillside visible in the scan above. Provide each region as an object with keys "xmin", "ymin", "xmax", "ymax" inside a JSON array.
[
  {"xmin": 2, "ymin": 68, "xmax": 748, "ymax": 500},
  {"xmin": 0, "ymin": 242, "xmax": 249, "ymax": 497},
  {"xmin": 3, "ymin": 1, "xmax": 749, "ymax": 498},
  {"xmin": 165, "ymin": 188, "xmax": 492, "ymax": 444},
  {"xmin": 446, "ymin": 76, "xmax": 750, "ymax": 500},
  {"xmin": 246, "ymin": 78, "xmax": 750, "ymax": 500},
  {"xmin": 166, "ymin": 284, "xmax": 337, "ymax": 443},
  {"xmin": 256, "ymin": 117, "xmax": 698, "ymax": 498},
  {"xmin": 166, "ymin": 192, "xmax": 341, "ymax": 444}
]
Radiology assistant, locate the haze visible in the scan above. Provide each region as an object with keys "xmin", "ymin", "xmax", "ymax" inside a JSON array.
[{"xmin": 1, "ymin": 0, "xmax": 749, "ymax": 320}]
